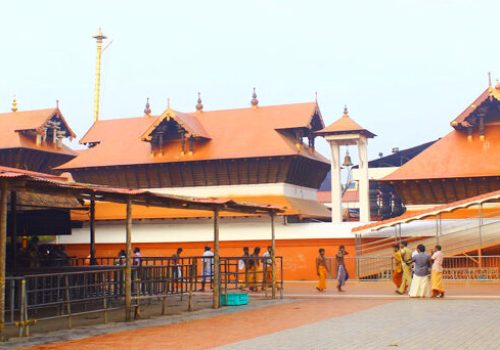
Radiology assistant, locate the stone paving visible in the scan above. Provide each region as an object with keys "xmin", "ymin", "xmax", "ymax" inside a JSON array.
[
  {"xmin": 216, "ymin": 300, "xmax": 500, "ymax": 350},
  {"xmin": 3, "ymin": 282, "xmax": 500, "ymax": 350}
]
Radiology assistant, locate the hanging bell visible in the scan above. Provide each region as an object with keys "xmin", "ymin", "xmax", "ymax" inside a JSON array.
[{"xmin": 342, "ymin": 149, "xmax": 353, "ymax": 167}]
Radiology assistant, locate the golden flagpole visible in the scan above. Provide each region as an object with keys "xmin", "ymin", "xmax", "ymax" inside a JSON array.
[{"xmin": 92, "ymin": 28, "xmax": 107, "ymax": 123}]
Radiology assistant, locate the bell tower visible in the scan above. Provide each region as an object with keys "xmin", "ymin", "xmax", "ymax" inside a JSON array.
[{"xmin": 316, "ymin": 106, "xmax": 376, "ymax": 223}]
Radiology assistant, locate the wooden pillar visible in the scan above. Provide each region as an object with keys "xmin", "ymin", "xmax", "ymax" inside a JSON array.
[
  {"xmin": 89, "ymin": 193, "xmax": 96, "ymax": 265},
  {"xmin": 0, "ymin": 182, "xmax": 9, "ymax": 335},
  {"xmin": 270, "ymin": 213, "xmax": 276, "ymax": 299},
  {"xmin": 125, "ymin": 198, "xmax": 133, "ymax": 321},
  {"xmin": 212, "ymin": 208, "xmax": 220, "ymax": 309},
  {"xmin": 9, "ymin": 192, "xmax": 17, "ymax": 272}
]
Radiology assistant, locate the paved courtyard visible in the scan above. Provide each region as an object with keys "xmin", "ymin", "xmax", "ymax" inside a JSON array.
[{"xmin": 4, "ymin": 294, "xmax": 499, "ymax": 350}]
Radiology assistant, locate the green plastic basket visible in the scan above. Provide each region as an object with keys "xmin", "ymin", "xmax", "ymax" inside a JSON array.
[{"xmin": 220, "ymin": 292, "xmax": 249, "ymax": 306}]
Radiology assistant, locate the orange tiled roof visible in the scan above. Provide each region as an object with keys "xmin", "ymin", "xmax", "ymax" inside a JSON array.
[
  {"xmin": 71, "ymin": 194, "xmax": 329, "ymax": 221},
  {"xmin": 141, "ymin": 109, "xmax": 210, "ymax": 141},
  {"xmin": 316, "ymin": 108, "xmax": 376, "ymax": 138},
  {"xmin": 0, "ymin": 108, "xmax": 76, "ymax": 156},
  {"xmin": 59, "ymin": 102, "xmax": 329, "ymax": 170},
  {"xmin": 382, "ymin": 125, "xmax": 500, "ymax": 181}
]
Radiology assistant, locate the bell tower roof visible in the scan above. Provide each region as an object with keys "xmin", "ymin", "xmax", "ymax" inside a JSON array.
[{"xmin": 316, "ymin": 106, "xmax": 376, "ymax": 138}]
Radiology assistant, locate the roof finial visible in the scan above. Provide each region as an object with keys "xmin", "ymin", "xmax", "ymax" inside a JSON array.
[
  {"xmin": 167, "ymin": 97, "xmax": 171, "ymax": 110},
  {"xmin": 315, "ymin": 91, "xmax": 318, "ymax": 103},
  {"xmin": 488, "ymin": 72, "xmax": 492, "ymax": 87},
  {"xmin": 144, "ymin": 97, "xmax": 151, "ymax": 115},
  {"xmin": 56, "ymin": 99, "xmax": 59, "ymax": 109},
  {"xmin": 196, "ymin": 92, "xmax": 203, "ymax": 112},
  {"xmin": 343, "ymin": 105, "xmax": 349, "ymax": 116},
  {"xmin": 11, "ymin": 95, "xmax": 18, "ymax": 112},
  {"xmin": 250, "ymin": 87, "xmax": 259, "ymax": 107}
]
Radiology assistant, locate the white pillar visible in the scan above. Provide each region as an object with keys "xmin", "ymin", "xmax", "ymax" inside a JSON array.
[
  {"xmin": 329, "ymin": 141, "xmax": 342, "ymax": 223},
  {"xmin": 358, "ymin": 136, "xmax": 370, "ymax": 223}
]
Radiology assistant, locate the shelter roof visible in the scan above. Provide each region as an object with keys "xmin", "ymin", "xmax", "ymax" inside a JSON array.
[
  {"xmin": 316, "ymin": 107, "xmax": 376, "ymax": 138},
  {"xmin": 382, "ymin": 125, "xmax": 500, "ymax": 180},
  {"xmin": 71, "ymin": 194, "xmax": 328, "ymax": 221},
  {"xmin": 0, "ymin": 107, "xmax": 76, "ymax": 156},
  {"xmin": 0, "ymin": 166, "xmax": 283, "ymax": 215},
  {"xmin": 58, "ymin": 102, "xmax": 329, "ymax": 170},
  {"xmin": 353, "ymin": 189, "xmax": 500, "ymax": 234}
]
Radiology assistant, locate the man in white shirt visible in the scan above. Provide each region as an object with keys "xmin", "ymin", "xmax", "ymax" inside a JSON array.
[{"xmin": 199, "ymin": 246, "xmax": 214, "ymax": 292}]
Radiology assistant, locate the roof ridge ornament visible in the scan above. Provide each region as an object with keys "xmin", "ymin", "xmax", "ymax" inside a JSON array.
[
  {"xmin": 11, "ymin": 95, "xmax": 18, "ymax": 112},
  {"xmin": 343, "ymin": 105, "xmax": 349, "ymax": 117},
  {"xmin": 488, "ymin": 72, "xmax": 492, "ymax": 87},
  {"xmin": 196, "ymin": 92, "xmax": 203, "ymax": 112},
  {"xmin": 144, "ymin": 97, "xmax": 152, "ymax": 116},
  {"xmin": 251, "ymin": 87, "xmax": 258, "ymax": 107},
  {"xmin": 56, "ymin": 99, "xmax": 60, "ymax": 109}
]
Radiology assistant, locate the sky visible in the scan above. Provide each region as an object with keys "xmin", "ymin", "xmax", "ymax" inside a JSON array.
[{"xmin": 1, "ymin": 0, "xmax": 500, "ymax": 161}]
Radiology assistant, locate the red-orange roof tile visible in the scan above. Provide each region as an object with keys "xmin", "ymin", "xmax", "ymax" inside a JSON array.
[
  {"xmin": 0, "ymin": 108, "xmax": 76, "ymax": 156},
  {"xmin": 382, "ymin": 125, "xmax": 500, "ymax": 180},
  {"xmin": 316, "ymin": 109, "xmax": 375, "ymax": 138},
  {"xmin": 59, "ymin": 102, "xmax": 329, "ymax": 170}
]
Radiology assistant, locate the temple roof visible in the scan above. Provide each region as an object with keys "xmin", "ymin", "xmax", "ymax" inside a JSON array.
[
  {"xmin": 0, "ymin": 107, "xmax": 76, "ymax": 156},
  {"xmin": 316, "ymin": 107, "xmax": 376, "ymax": 138},
  {"xmin": 451, "ymin": 85, "xmax": 500, "ymax": 129},
  {"xmin": 58, "ymin": 102, "xmax": 329, "ymax": 170},
  {"xmin": 382, "ymin": 125, "xmax": 500, "ymax": 181}
]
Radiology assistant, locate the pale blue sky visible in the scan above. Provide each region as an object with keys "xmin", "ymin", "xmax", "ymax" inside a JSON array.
[{"xmin": 1, "ymin": 0, "xmax": 499, "ymax": 160}]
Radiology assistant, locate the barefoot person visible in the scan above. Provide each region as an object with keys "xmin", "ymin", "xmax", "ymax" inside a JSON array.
[
  {"xmin": 315, "ymin": 248, "xmax": 328, "ymax": 292},
  {"xmin": 408, "ymin": 244, "xmax": 431, "ymax": 298},
  {"xmin": 336, "ymin": 245, "xmax": 348, "ymax": 292},
  {"xmin": 396, "ymin": 241, "xmax": 412, "ymax": 295},
  {"xmin": 392, "ymin": 244, "xmax": 403, "ymax": 289},
  {"xmin": 431, "ymin": 245, "xmax": 445, "ymax": 298}
]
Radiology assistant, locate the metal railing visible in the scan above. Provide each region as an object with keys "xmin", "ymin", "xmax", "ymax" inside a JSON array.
[
  {"xmin": 2, "ymin": 255, "xmax": 283, "ymax": 338},
  {"xmin": 347, "ymin": 255, "xmax": 500, "ymax": 281}
]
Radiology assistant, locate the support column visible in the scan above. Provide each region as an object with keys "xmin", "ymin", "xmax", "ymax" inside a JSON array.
[
  {"xmin": 478, "ymin": 203, "xmax": 483, "ymax": 267},
  {"xmin": 89, "ymin": 194, "xmax": 96, "ymax": 265},
  {"xmin": 212, "ymin": 208, "xmax": 220, "ymax": 309},
  {"xmin": 270, "ymin": 213, "xmax": 276, "ymax": 299},
  {"xmin": 125, "ymin": 198, "xmax": 132, "ymax": 321},
  {"xmin": 329, "ymin": 141, "xmax": 342, "ymax": 223},
  {"xmin": 358, "ymin": 136, "xmax": 370, "ymax": 223},
  {"xmin": 9, "ymin": 192, "xmax": 17, "ymax": 272},
  {"xmin": 0, "ymin": 182, "xmax": 8, "ymax": 335}
]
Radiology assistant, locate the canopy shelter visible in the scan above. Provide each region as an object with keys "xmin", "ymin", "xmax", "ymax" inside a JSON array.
[
  {"xmin": 352, "ymin": 189, "xmax": 500, "ymax": 261},
  {"xmin": 0, "ymin": 166, "xmax": 283, "ymax": 330}
]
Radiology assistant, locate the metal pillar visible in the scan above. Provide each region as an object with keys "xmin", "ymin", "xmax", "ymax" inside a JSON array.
[
  {"xmin": 125, "ymin": 198, "xmax": 132, "ymax": 321},
  {"xmin": 0, "ymin": 182, "xmax": 8, "ymax": 335},
  {"xmin": 270, "ymin": 213, "xmax": 276, "ymax": 299},
  {"xmin": 478, "ymin": 203, "xmax": 483, "ymax": 267},
  {"xmin": 89, "ymin": 193, "xmax": 96, "ymax": 265},
  {"xmin": 213, "ymin": 208, "xmax": 220, "ymax": 309}
]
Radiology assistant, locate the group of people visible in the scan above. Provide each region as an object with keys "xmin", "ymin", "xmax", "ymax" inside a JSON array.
[
  {"xmin": 239, "ymin": 246, "xmax": 277, "ymax": 292},
  {"xmin": 315, "ymin": 245, "xmax": 349, "ymax": 292},
  {"xmin": 393, "ymin": 241, "xmax": 445, "ymax": 298}
]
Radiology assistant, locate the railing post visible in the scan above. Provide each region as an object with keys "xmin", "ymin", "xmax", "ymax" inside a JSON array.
[
  {"xmin": 270, "ymin": 213, "xmax": 276, "ymax": 299},
  {"xmin": 125, "ymin": 198, "xmax": 133, "ymax": 321},
  {"xmin": 64, "ymin": 275, "xmax": 72, "ymax": 329},
  {"xmin": 213, "ymin": 208, "xmax": 220, "ymax": 309},
  {"xmin": 0, "ymin": 181, "xmax": 8, "ymax": 338}
]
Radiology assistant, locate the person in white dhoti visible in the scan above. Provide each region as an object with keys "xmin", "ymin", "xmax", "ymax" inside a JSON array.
[{"xmin": 408, "ymin": 244, "xmax": 431, "ymax": 298}]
